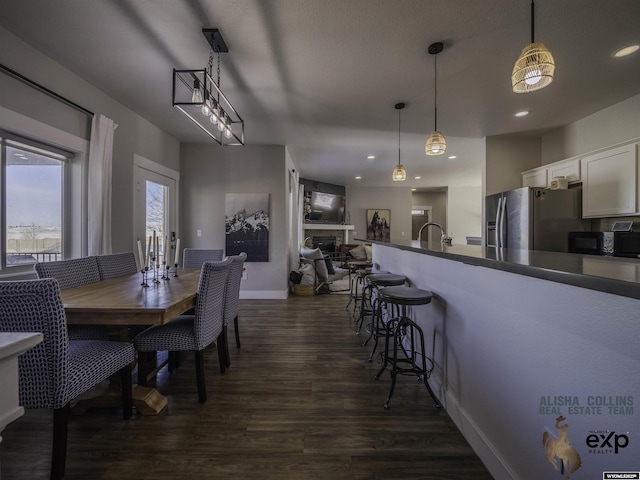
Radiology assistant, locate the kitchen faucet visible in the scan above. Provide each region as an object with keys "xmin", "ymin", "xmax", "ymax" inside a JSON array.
[{"xmin": 417, "ymin": 222, "xmax": 451, "ymax": 245}]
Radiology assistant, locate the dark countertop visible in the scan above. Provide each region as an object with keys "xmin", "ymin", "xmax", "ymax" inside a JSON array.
[{"xmin": 359, "ymin": 238, "xmax": 640, "ymax": 300}]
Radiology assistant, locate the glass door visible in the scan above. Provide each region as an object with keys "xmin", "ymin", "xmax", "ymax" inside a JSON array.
[{"xmin": 133, "ymin": 156, "xmax": 178, "ymax": 268}]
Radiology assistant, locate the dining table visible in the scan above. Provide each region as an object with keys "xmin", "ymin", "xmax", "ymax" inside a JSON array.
[{"xmin": 60, "ymin": 268, "xmax": 201, "ymax": 415}]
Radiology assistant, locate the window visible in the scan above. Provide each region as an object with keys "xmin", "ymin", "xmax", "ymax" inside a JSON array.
[{"xmin": 1, "ymin": 133, "xmax": 72, "ymax": 271}]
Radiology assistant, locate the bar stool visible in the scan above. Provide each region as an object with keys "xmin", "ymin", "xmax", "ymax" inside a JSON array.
[
  {"xmin": 374, "ymin": 285, "xmax": 441, "ymax": 410},
  {"xmin": 346, "ymin": 266, "xmax": 372, "ymax": 316},
  {"xmin": 357, "ymin": 273, "xmax": 406, "ymax": 336}
]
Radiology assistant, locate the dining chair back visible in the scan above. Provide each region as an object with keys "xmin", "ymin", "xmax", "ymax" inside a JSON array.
[
  {"xmin": 0, "ymin": 279, "xmax": 134, "ymax": 480},
  {"xmin": 96, "ymin": 251, "xmax": 139, "ymax": 279},
  {"xmin": 182, "ymin": 248, "xmax": 224, "ymax": 268},
  {"xmin": 134, "ymin": 258, "xmax": 232, "ymax": 402},
  {"xmin": 34, "ymin": 256, "xmax": 101, "ymax": 289},
  {"xmin": 35, "ymin": 256, "xmax": 106, "ymax": 340},
  {"xmin": 220, "ymin": 252, "xmax": 247, "ymax": 367}
]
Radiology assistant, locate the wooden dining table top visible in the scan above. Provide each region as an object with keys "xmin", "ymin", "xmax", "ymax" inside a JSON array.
[{"xmin": 61, "ymin": 268, "xmax": 201, "ymax": 326}]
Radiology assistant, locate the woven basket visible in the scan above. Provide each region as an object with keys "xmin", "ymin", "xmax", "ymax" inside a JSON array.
[{"xmin": 293, "ymin": 283, "xmax": 315, "ymax": 296}]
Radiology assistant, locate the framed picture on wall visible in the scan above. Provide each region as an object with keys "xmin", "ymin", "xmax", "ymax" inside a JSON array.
[
  {"xmin": 225, "ymin": 193, "xmax": 270, "ymax": 262},
  {"xmin": 366, "ymin": 209, "xmax": 390, "ymax": 241}
]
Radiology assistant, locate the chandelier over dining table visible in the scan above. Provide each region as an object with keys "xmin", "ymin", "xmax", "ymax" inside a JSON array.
[{"xmin": 172, "ymin": 29, "xmax": 245, "ymax": 146}]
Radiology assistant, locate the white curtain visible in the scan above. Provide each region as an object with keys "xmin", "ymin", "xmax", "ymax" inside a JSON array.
[
  {"xmin": 88, "ymin": 114, "xmax": 117, "ymax": 255},
  {"xmin": 288, "ymin": 169, "xmax": 301, "ymax": 273}
]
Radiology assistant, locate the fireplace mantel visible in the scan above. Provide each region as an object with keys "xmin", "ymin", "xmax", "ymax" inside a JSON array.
[{"xmin": 303, "ymin": 224, "xmax": 355, "ymax": 243}]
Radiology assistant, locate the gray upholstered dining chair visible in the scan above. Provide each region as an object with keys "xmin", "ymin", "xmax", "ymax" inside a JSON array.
[
  {"xmin": 96, "ymin": 251, "xmax": 139, "ymax": 279},
  {"xmin": 34, "ymin": 257, "xmax": 107, "ymax": 340},
  {"xmin": 220, "ymin": 252, "xmax": 247, "ymax": 368},
  {"xmin": 134, "ymin": 258, "xmax": 231, "ymax": 403},
  {"xmin": 34, "ymin": 256, "xmax": 101, "ymax": 289},
  {"xmin": 182, "ymin": 248, "xmax": 224, "ymax": 268},
  {"xmin": 0, "ymin": 279, "xmax": 134, "ymax": 480}
]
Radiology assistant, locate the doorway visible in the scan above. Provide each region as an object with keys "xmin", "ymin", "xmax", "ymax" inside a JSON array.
[
  {"xmin": 133, "ymin": 155, "xmax": 179, "ymax": 263},
  {"xmin": 411, "ymin": 206, "xmax": 432, "ymax": 241}
]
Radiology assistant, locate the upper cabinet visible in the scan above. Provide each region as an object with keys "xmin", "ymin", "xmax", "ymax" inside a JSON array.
[
  {"xmin": 521, "ymin": 158, "xmax": 580, "ymax": 189},
  {"xmin": 581, "ymin": 144, "xmax": 638, "ymax": 218},
  {"xmin": 522, "ymin": 168, "xmax": 547, "ymax": 188},
  {"xmin": 548, "ymin": 158, "xmax": 580, "ymax": 184}
]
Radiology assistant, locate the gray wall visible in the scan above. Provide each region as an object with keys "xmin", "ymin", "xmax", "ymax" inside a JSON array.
[
  {"xmin": 485, "ymin": 135, "xmax": 541, "ymax": 196},
  {"xmin": 346, "ymin": 186, "xmax": 413, "ymax": 242},
  {"xmin": 541, "ymin": 93, "xmax": 640, "ymax": 164},
  {"xmin": 0, "ymin": 26, "xmax": 180, "ymax": 255},
  {"xmin": 412, "ymin": 191, "xmax": 447, "ymax": 236},
  {"xmin": 180, "ymin": 144, "xmax": 288, "ymax": 297}
]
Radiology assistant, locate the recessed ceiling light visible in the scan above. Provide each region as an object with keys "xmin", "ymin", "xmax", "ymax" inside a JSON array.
[
  {"xmin": 367, "ymin": 155, "xmax": 375, "ymax": 159},
  {"xmin": 448, "ymin": 155, "xmax": 457, "ymax": 160},
  {"xmin": 515, "ymin": 110, "xmax": 529, "ymax": 117},
  {"xmin": 414, "ymin": 176, "xmax": 421, "ymax": 180},
  {"xmin": 411, "ymin": 188, "xmax": 417, "ymax": 191},
  {"xmin": 355, "ymin": 176, "xmax": 362, "ymax": 180},
  {"xmin": 613, "ymin": 45, "xmax": 639, "ymax": 58}
]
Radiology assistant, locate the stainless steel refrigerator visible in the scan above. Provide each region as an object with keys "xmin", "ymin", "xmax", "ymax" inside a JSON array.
[{"xmin": 485, "ymin": 186, "xmax": 589, "ymax": 252}]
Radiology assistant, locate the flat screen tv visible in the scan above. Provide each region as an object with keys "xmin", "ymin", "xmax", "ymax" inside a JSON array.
[{"xmin": 307, "ymin": 191, "xmax": 345, "ymax": 224}]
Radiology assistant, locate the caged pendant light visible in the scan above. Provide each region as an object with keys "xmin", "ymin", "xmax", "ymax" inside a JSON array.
[
  {"xmin": 392, "ymin": 103, "xmax": 407, "ymax": 181},
  {"xmin": 512, "ymin": 0, "xmax": 555, "ymax": 93},
  {"xmin": 425, "ymin": 42, "xmax": 446, "ymax": 156},
  {"xmin": 173, "ymin": 29, "xmax": 245, "ymax": 145}
]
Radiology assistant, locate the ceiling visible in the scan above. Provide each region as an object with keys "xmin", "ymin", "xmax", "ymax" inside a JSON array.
[{"xmin": 1, "ymin": 0, "xmax": 639, "ymax": 189}]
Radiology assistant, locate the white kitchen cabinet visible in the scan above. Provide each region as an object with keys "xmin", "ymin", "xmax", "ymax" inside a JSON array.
[
  {"xmin": 521, "ymin": 167, "xmax": 547, "ymax": 188},
  {"xmin": 548, "ymin": 158, "xmax": 580, "ymax": 184},
  {"xmin": 581, "ymin": 143, "xmax": 638, "ymax": 218}
]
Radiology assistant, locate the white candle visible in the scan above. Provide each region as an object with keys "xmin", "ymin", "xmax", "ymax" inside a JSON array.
[
  {"xmin": 146, "ymin": 235, "xmax": 152, "ymax": 268},
  {"xmin": 137, "ymin": 240, "xmax": 144, "ymax": 270},
  {"xmin": 174, "ymin": 238, "xmax": 180, "ymax": 266},
  {"xmin": 155, "ymin": 236, "xmax": 160, "ymax": 268},
  {"xmin": 164, "ymin": 236, "xmax": 168, "ymax": 262}
]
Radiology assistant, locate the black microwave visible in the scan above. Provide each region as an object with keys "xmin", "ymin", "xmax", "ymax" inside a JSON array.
[
  {"xmin": 568, "ymin": 232, "xmax": 607, "ymax": 255},
  {"xmin": 612, "ymin": 231, "xmax": 640, "ymax": 258},
  {"xmin": 568, "ymin": 231, "xmax": 640, "ymax": 258}
]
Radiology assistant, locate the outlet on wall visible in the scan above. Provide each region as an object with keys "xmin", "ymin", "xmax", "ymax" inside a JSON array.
[
  {"xmin": 242, "ymin": 271, "xmax": 247, "ymax": 280},
  {"xmin": 196, "ymin": 229, "xmax": 202, "ymax": 237}
]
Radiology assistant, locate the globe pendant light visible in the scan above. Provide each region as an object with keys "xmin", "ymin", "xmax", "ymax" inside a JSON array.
[
  {"xmin": 392, "ymin": 103, "xmax": 407, "ymax": 181},
  {"xmin": 512, "ymin": 0, "xmax": 555, "ymax": 93},
  {"xmin": 425, "ymin": 42, "xmax": 446, "ymax": 156}
]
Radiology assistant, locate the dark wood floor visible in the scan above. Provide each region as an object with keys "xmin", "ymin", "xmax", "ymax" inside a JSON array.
[{"xmin": 2, "ymin": 293, "xmax": 493, "ymax": 479}]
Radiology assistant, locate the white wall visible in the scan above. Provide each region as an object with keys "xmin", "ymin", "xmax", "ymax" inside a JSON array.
[
  {"xmin": 0, "ymin": 26, "xmax": 180, "ymax": 254},
  {"xmin": 346, "ymin": 186, "xmax": 413, "ymax": 242},
  {"xmin": 542, "ymin": 93, "xmax": 640, "ymax": 164},
  {"xmin": 447, "ymin": 186, "xmax": 482, "ymax": 244},
  {"xmin": 179, "ymin": 144, "xmax": 288, "ymax": 299}
]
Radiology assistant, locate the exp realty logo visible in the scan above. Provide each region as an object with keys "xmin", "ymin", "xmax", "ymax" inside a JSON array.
[
  {"xmin": 541, "ymin": 418, "xmax": 632, "ymax": 478},
  {"xmin": 587, "ymin": 430, "xmax": 630, "ymax": 454}
]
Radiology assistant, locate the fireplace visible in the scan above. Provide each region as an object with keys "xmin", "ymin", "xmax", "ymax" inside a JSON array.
[{"xmin": 312, "ymin": 235, "xmax": 336, "ymax": 253}]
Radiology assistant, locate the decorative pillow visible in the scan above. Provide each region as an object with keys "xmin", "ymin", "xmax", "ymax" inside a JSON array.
[
  {"xmin": 297, "ymin": 263, "xmax": 316, "ymax": 285},
  {"xmin": 363, "ymin": 244, "xmax": 372, "ymax": 261},
  {"xmin": 300, "ymin": 247, "xmax": 329, "ymax": 281},
  {"xmin": 323, "ymin": 253, "xmax": 335, "ymax": 275},
  {"xmin": 349, "ymin": 244, "xmax": 367, "ymax": 260}
]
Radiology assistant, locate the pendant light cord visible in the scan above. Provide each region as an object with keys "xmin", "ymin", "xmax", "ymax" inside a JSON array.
[
  {"xmin": 398, "ymin": 106, "xmax": 401, "ymax": 166},
  {"xmin": 531, "ymin": 0, "xmax": 535, "ymax": 43},
  {"xmin": 434, "ymin": 54, "xmax": 438, "ymax": 131}
]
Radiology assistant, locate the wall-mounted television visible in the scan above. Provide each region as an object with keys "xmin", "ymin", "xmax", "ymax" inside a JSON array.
[{"xmin": 307, "ymin": 191, "xmax": 345, "ymax": 224}]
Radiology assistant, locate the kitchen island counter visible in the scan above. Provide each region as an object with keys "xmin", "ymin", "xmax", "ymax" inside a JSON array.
[
  {"xmin": 360, "ymin": 238, "xmax": 640, "ymax": 300},
  {"xmin": 358, "ymin": 238, "xmax": 639, "ymax": 479}
]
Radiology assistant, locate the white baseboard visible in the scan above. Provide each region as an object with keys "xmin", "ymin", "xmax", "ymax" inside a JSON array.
[
  {"xmin": 440, "ymin": 384, "xmax": 518, "ymax": 480},
  {"xmin": 239, "ymin": 289, "xmax": 289, "ymax": 300}
]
